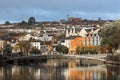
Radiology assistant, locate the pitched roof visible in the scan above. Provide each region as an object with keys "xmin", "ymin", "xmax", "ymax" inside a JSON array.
[{"xmin": 79, "ymin": 28, "xmax": 88, "ymax": 37}]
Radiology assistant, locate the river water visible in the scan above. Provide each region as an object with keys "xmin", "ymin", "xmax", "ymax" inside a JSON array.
[{"xmin": 0, "ymin": 59, "xmax": 119, "ymax": 80}]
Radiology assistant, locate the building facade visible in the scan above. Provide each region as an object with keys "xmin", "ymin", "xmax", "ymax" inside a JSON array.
[{"xmin": 62, "ymin": 26, "xmax": 101, "ymax": 53}]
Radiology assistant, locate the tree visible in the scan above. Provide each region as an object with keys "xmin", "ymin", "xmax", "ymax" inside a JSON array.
[
  {"xmin": 61, "ymin": 45, "xmax": 69, "ymax": 54},
  {"xmin": 30, "ymin": 47, "xmax": 41, "ymax": 55},
  {"xmin": 28, "ymin": 17, "xmax": 36, "ymax": 25},
  {"xmin": 5, "ymin": 21, "xmax": 11, "ymax": 25},
  {"xmin": 18, "ymin": 21, "xmax": 28, "ymax": 28},
  {"xmin": 3, "ymin": 44, "xmax": 12, "ymax": 56},
  {"xmin": 98, "ymin": 17, "xmax": 101, "ymax": 22},
  {"xmin": 13, "ymin": 44, "xmax": 20, "ymax": 53},
  {"xmin": 45, "ymin": 41, "xmax": 53, "ymax": 53},
  {"xmin": 55, "ymin": 44, "xmax": 62, "ymax": 53},
  {"xmin": 55, "ymin": 45, "xmax": 69, "ymax": 54},
  {"xmin": 100, "ymin": 20, "xmax": 120, "ymax": 53},
  {"xmin": 17, "ymin": 41, "xmax": 31, "ymax": 55},
  {"xmin": 76, "ymin": 46, "xmax": 81, "ymax": 54}
]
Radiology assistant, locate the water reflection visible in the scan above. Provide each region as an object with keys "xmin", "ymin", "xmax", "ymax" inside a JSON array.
[
  {"xmin": 0, "ymin": 59, "xmax": 119, "ymax": 80},
  {"xmin": 64, "ymin": 63, "xmax": 107, "ymax": 80},
  {"xmin": 106, "ymin": 64, "xmax": 120, "ymax": 80}
]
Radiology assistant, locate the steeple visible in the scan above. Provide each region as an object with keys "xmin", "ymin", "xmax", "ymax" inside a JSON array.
[{"xmin": 67, "ymin": 14, "xmax": 70, "ymax": 21}]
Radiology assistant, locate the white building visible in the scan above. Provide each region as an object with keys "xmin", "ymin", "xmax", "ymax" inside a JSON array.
[
  {"xmin": 30, "ymin": 41, "xmax": 41, "ymax": 50},
  {"xmin": 32, "ymin": 32, "xmax": 53, "ymax": 41},
  {"xmin": 19, "ymin": 34, "xmax": 32, "ymax": 41},
  {"xmin": 61, "ymin": 39, "xmax": 70, "ymax": 49}
]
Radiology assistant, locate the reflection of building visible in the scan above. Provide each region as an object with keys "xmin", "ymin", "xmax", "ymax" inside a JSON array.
[
  {"xmin": 0, "ymin": 60, "xmax": 112, "ymax": 80},
  {"xmin": 64, "ymin": 65, "xmax": 107, "ymax": 80},
  {"xmin": 106, "ymin": 65, "xmax": 120, "ymax": 80}
]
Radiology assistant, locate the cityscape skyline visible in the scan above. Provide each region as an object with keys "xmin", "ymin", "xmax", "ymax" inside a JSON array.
[{"xmin": 0, "ymin": 0, "xmax": 120, "ymax": 23}]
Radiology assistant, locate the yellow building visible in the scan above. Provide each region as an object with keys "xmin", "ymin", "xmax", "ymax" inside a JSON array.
[{"xmin": 69, "ymin": 36, "xmax": 83, "ymax": 54}]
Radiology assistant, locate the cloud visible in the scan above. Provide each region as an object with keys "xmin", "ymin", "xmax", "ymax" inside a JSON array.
[
  {"xmin": 72, "ymin": 11, "xmax": 120, "ymax": 20},
  {"xmin": 0, "ymin": 0, "xmax": 120, "ymax": 23}
]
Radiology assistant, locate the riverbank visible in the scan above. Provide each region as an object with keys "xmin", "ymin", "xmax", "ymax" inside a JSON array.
[
  {"xmin": 0, "ymin": 54, "xmax": 106, "ymax": 64},
  {"xmin": 0, "ymin": 55, "xmax": 7, "ymax": 63},
  {"xmin": 106, "ymin": 54, "xmax": 120, "ymax": 65}
]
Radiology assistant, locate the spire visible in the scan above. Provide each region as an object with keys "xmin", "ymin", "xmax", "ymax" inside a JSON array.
[{"xmin": 67, "ymin": 14, "xmax": 70, "ymax": 21}]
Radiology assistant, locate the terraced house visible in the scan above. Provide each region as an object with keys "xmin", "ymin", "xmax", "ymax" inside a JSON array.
[{"xmin": 61, "ymin": 26, "xmax": 101, "ymax": 54}]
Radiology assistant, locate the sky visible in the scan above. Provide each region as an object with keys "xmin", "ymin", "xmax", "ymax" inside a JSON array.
[{"xmin": 0, "ymin": 0, "xmax": 120, "ymax": 23}]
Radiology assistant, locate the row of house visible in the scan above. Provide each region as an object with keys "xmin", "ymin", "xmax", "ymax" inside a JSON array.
[
  {"xmin": 61, "ymin": 26, "xmax": 101, "ymax": 53},
  {"xmin": 0, "ymin": 24, "xmax": 101, "ymax": 54}
]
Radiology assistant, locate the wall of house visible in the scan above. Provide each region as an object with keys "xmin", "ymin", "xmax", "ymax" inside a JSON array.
[
  {"xmin": 69, "ymin": 37, "xmax": 83, "ymax": 54},
  {"xmin": 30, "ymin": 42, "xmax": 41, "ymax": 50},
  {"xmin": 0, "ymin": 40, "xmax": 7, "ymax": 54}
]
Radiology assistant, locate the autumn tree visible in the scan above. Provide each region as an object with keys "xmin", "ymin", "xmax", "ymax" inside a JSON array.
[
  {"xmin": 17, "ymin": 41, "xmax": 31, "ymax": 55},
  {"xmin": 101, "ymin": 20, "xmax": 120, "ymax": 53},
  {"xmin": 76, "ymin": 46, "xmax": 81, "ymax": 54},
  {"xmin": 30, "ymin": 47, "xmax": 41, "ymax": 55},
  {"xmin": 13, "ymin": 44, "xmax": 20, "ymax": 53}
]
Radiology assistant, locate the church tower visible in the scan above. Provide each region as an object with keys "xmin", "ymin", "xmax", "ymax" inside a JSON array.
[{"xmin": 67, "ymin": 14, "xmax": 70, "ymax": 21}]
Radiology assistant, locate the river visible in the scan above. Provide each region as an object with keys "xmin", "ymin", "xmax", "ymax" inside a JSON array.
[{"xmin": 0, "ymin": 59, "xmax": 119, "ymax": 80}]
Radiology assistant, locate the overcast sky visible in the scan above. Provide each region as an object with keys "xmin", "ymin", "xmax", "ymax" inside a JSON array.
[{"xmin": 0, "ymin": 0, "xmax": 120, "ymax": 23}]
